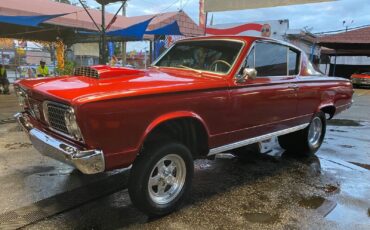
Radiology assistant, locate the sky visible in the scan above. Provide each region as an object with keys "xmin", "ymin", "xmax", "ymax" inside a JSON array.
[{"xmin": 83, "ymin": 0, "xmax": 370, "ymax": 51}]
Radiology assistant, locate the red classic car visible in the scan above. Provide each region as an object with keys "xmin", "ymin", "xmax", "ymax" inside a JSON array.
[
  {"xmin": 14, "ymin": 36, "xmax": 353, "ymax": 216},
  {"xmin": 351, "ymin": 72, "xmax": 370, "ymax": 87}
]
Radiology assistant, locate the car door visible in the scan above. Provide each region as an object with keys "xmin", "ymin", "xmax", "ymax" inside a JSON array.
[{"xmin": 227, "ymin": 40, "xmax": 299, "ymax": 142}]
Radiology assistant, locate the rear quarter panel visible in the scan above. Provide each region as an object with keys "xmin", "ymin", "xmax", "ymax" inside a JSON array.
[{"xmin": 296, "ymin": 76, "xmax": 353, "ymax": 123}]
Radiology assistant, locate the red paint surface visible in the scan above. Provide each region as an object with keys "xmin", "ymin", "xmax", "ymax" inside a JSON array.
[{"xmin": 16, "ymin": 36, "xmax": 354, "ymax": 171}]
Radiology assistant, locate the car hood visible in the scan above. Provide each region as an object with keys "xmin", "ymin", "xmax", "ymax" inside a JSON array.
[{"xmin": 17, "ymin": 67, "xmax": 228, "ymax": 105}]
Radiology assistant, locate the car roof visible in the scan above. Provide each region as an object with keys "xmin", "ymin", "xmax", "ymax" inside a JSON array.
[{"xmin": 180, "ymin": 35, "xmax": 302, "ymax": 52}]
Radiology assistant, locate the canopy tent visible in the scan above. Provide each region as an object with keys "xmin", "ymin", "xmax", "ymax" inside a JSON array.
[
  {"xmin": 204, "ymin": 0, "xmax": 335, "ymax": 12},
  {"xmin": 0, "ymin": 0, "xmax": 202, "ymax": 42},
  {"xmin": 145, "ymin": 21, "xmax": 182, "ymax": 35},
  {"xmin": 106, "ymin": 18, "xmax": 153, "ymax": 40},
  {"xmin": 78, "ymin": 20, "xmax": 182, "ymax": 39},
  {"xmin": 0, "ymin": 13, "xmax": 68, "ymax": 27}
]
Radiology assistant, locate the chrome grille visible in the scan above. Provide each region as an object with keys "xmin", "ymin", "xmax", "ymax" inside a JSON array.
[
  {"xmin": 46, "ymin": 103, "xmax": 69, "ymax": 134},
  {"xmin": 73, "ymin": 67, "xmax": 99, "ymax": 79}
]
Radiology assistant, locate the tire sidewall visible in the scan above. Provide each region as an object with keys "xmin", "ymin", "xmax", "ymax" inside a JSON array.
[
  {"xmin": 129, "ymin": 142, "xmax": 194, "ymax": 216},
  {"xmin": 306, "ymin": 112, "xmax": 326, "ymax": 153}
]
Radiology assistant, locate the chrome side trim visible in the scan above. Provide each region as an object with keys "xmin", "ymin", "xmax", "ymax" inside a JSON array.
[{"xmin": 208, "ymin": 123, "xmax": 309, "ymax": 156}]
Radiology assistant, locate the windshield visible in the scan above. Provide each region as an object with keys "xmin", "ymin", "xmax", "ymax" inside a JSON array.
[{"xmin": 154, "ymin": 40, "xmax": 243, "ymax": 74}]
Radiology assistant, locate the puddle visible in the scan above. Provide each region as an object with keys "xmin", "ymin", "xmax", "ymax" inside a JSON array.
[
  {"xmin": 350, "ymin": 162, "xmax": 370, "ymax": 171},
  {"xmin": 243, "ymin": 212, "xmax": 279, "ymax": 224},
  {"xmin": 326, "ymin": 203, "xmax": 370, "ymax": 224},
  {"xmin": 319, "ymin": 184, "xmax": 340, "ymax": 194},
  {"xmin": 328, "ymin": 119, "xmax": 362, "ymax": 127},
  {"xmin": 0, "ymin": 118, "xmax": 16, "ymax": 125},
  {"xmin": 299, "ymin": 196, "xmax": 325, "ymax": 209},
  {"xmin": 299, "ymin": 196, "xmax": 337, "ymax": 217},
  {"xmin": 339, "ymin": 144, "xmax": 354, "ymax": 149},
  {"xmin": 324, "ymin": 185, "xmax": 339, "ymax": 193},
  {"xmin": 4, "ymin": 142, "xmax": 32, "ymax": 150},
  {"xmin": 329, "ymin": 129, "xmax": 347, "ymax": 133}
]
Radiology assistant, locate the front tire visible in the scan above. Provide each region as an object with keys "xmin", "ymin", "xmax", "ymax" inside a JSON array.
[
  {"xmin": 278, "ymin": 112, "xmax": 326, "ymax": 157},
  {"xmin": 128, "ymin": 142, "xmax": 193, "ymax": 216}
]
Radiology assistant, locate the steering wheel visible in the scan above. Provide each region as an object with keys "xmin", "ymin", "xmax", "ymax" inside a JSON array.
[{"xmin": 210, "ymin": 60, "xmax": 232, "ymax": 72}]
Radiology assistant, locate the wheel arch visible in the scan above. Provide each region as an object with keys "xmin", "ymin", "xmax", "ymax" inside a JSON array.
[
  {"xmin": 139, "ymin": 111, "xmax": 211, "ymax": 158},
  {"xmin": 317, "ymin": 103, "xmax": 336, "ymax": 120}
]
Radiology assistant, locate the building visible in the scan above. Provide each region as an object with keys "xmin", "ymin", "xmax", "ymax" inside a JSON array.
[
  {"xmin": 206, "ymin": 20, "xmax": 320, "ymax": 61},
  {"xmin": 317, "ymin": 26, "xmax": 370, "ymax": 78}
]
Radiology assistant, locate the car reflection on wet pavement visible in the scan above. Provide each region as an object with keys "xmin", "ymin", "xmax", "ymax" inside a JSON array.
[{"xmin": 0, "ymin": 89, "xmax": 369, "ymax": 229}]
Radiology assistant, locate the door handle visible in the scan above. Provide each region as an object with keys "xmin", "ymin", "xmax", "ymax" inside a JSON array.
[{"xmin": 288, "ymin": 84, "xmax": 299, "ymax": 90}]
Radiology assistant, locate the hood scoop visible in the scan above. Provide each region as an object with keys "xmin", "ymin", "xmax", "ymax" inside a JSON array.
[
  {"xmin": 73, "ymin": 65, "xmax": 144, "ymax": 79},
  {"xmin": 74, "ymin": 66, "xmax": 99, "ymax": 79}
]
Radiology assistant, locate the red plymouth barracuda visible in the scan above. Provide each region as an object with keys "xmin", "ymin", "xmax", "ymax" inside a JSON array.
[
  {"xmin": 14, "ymin": 36, "xmax": 353, "ymax": 216},
  {"xmin": 351, "ymin": 72, "xmax": 370, "ymax": 87}
]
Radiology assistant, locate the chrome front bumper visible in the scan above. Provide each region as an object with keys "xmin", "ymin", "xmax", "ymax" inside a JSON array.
[{"xmin": 14, "ymin": 112, "xmax": 105, "ymax": 174}]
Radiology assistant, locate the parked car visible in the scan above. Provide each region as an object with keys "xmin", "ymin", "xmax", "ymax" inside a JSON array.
[
  {"xmin": 14, "ymin": 36, "xmax": 353, "ymax": 216},
  {"xmin": 351, "ymin": 72, "xmax": 370, "ymax": 87}
]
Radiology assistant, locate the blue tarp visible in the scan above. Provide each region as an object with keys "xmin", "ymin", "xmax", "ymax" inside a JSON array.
[
  {"xmin": 0, "ymin": 14, "xmax": 68, "ymax": 27},
  {"xmin": 145, "ymin": 21, "xmax": 182, "ymax": 35},
  {"xmin": 106, "ymin": 17, "xmax": 153, "ymax": 40}
]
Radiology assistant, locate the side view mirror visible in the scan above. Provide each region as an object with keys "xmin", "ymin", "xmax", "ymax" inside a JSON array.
[
  {"xmin": 237, "ymin": 68, "xmax": 257, "ymax": 82},
  {"xmin": 243, "ymin": 68, "xmax": 257, "ymax": 80}
]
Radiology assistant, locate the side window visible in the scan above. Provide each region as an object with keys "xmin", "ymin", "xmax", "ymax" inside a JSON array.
[
  {"xmin": 255, "ymin": 42, "xmax": 287, "ymax": 77},
  {"xmin": 288, "ymin": 49, "xmax": 300, "ymax": 75},
  {"xmin": 246, "ymin": 46, "xmax": 255, "ymax": 68}
]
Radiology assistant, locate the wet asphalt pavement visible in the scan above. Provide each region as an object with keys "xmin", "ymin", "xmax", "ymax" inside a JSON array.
[{"xmin": 0, "ymin": 88, "xmax": 369, "ymax": 229}]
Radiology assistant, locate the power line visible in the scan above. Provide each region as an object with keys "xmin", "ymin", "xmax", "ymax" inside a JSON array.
[
  {"xmin": 181, "ymin": 0, "xmax": 191, "ymax": 10},
  {"xmin": 158, "ymin": 0, "xmax": 181, "ymax": 14},
  {"xmin": 315, "ymin": 24, "xmax": 370, "ymax": 35}
]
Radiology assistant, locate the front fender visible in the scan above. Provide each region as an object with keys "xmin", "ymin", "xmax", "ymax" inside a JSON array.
[{"xmin": 140, "ymin": 111, "xmax": 210, "ymax": 146}]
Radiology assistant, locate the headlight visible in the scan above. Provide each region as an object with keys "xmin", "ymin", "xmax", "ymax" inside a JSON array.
[
  {"xmin": 14, "ymin": 86, "xmax": 27, "ymax": 108},
  {"xmin": 64, "ymin": 108, "xmax": 84, "ymax": 141},
  {"xmin": 32, "ymin": 103, "xmax": 41, "ymax": 120}
]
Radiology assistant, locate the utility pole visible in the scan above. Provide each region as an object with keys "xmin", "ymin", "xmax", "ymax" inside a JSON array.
[
  {"xmin": 121, "ymin": 1, "xmax": 127, "ymax": 66},
  {"xmin": 80, "ymin": 0, "xmax": 125, "ymax": 64},
  {"xmin": 101, "ymin": 4, "xmax": 107, "ymax": 64}
]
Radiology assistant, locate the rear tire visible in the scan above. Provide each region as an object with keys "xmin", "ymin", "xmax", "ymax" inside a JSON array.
[
  {"xmin": 128, "ymin": 141, "xmax": 193, "ymax": 216},
  {"xmin": 278, "ymin": 112, "xmax": 326, "ymax": 157}
]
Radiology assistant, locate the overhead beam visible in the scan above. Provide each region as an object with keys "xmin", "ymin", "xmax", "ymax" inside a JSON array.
[
  {"xmin": 204, "ymin": 0, "xmax": 335, "ymax": 12},
  {"xmin": 78, "ymin": 0, "xmax": 101, "ymax": 32}
]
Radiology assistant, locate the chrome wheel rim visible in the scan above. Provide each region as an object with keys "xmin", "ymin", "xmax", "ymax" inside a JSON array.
[
  {"xmin": 308, "ymin": 117, "xmax": 323, "ymax": 148},
  {"xmin": 148, "ymin": 154, "xmax": 186, "ymax": 205}
]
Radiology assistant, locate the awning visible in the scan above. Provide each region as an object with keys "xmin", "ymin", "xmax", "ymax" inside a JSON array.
[
  {"xmin": 0, "ymin": 14, "xmax": 68, "ymax": 27},
  {"xmin": 106, "ymin": 17, "xmax": 153, "ymax": 40},
  {"xmin": 145, "ymin": 21, "xmax": 182, "ymax": 35}
]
